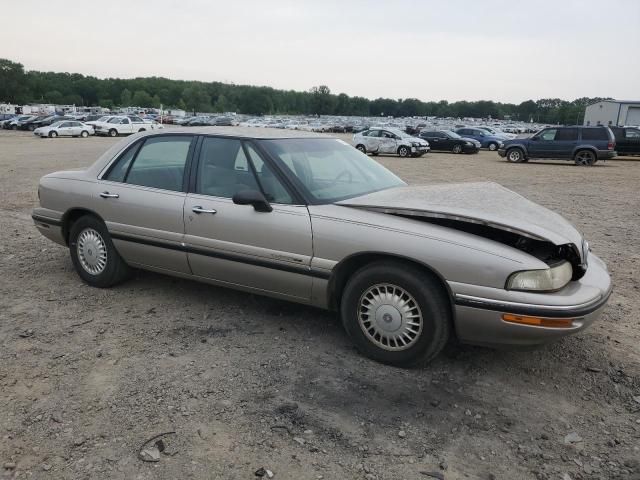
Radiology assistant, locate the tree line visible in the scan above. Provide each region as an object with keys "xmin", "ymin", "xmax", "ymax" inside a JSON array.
[{"xmin": 1, "ymin": 58, "xmax": 609, "ymax": 124}]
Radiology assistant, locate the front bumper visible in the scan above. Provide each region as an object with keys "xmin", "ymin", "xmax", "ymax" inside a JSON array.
[
  {"xmin": 497, "ymin": 148, "xmax": 507, "ymax": 157},
  {"xmin": 451, "ymin": 252, "xmax": 612, "ymax": 347}
]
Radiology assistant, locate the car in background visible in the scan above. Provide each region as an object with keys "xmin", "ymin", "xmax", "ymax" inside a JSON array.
[
  {"xmin": 31, "ymin": 128, "xmax": 612, "ymax": 367},
  {"xmin": 3, "ymin": 115, "xmax": 35, "ymax": 129},
  {"xmin": 419, "ymin": 130, "xmax": 480, "ymax": 154},
  {"xmin": 93, "ymin": 115, "xmax": 162, "ymax": 137},
  {"xmin": 610, "ymin": 126, "xmax": 640, "ymax": 156},
  {"xmin": 499, "ymin": 126, "xmax": 616, "ymax": 166},
  {"xmin": 454, "ymin": 127, "xmax": 506, "ymax": 151},
  {"xmin": 33, "ymin": 120, "xmax": 94, "ymax": 138},
  {"xmin": 15, "ymin": 115, "xmax": 47, "ymax": 131},
  {"xmin": 478, "ymin": 126, "xmax": 516, "ymax": 140},
  {"xmin": 28, "ymin": 115, "xmax": 75, "ymax": 131},
  {"xmin": 0, "ymin": 114, "xmax": 18, "ymax": 128},
  {"xmin": 354, "ymin": 127, "xmax": 429, "ymax": 157}
]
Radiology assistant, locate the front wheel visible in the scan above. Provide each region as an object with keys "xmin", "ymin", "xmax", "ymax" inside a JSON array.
[
  {"xmin": 355, "ymin": 144, "xmax": 367, "ymax": 154},
  {"xmin": 69, "ymin": 215, "xmax": 131, "ymax": 288},
  {"xmin": 506, "ymin": 148, "xmax": 525, "ymax": 163},
  {"xmin": 80, "ymin": 130, "xmax": 89, "ymax": 138},
  {"xmin": 398, "ymin": 146, "xmax": 410, "ymax": 157},
  {"xmin": 138, "ymin": 128, "xmax": 146, "ymax": 132},
  {"xmin": 452, "ymin": 144, "xmax": 463, "ymax": 154},
  {"xmin": 108, "ymin": 129, "xmax": 118, "ymax": 137},
  {"xmin": 340, "ymin": 261, "xmax": 451, "ymax": 367},
  {"xmin": 49, "ymin": 131, "xmax": 58, "ymax": 138},
  {"xmin": 574, "ymin": 150, "xmax": 596, "ymax": 166}
]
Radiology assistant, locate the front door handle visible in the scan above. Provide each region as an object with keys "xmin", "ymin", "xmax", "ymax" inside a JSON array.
[
  {"xmin": 192, "ymin": 206, "xmax": 217, "ymax": 214},
  {"xmin": 100, "ymin": 191, "xmax": 119, "ymax": 198}
]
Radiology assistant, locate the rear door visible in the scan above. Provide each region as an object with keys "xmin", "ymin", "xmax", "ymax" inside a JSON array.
[
  {"xmin": 93, "ymin": 134, "xmax": 195, "ymax": 273},
  {"xmin": 183, "ymin": 136, "xmax": 313, "ymax": 300},
  {"xmin": 551, "ymin": 127, "xmax": 578, "ymax": 158}
]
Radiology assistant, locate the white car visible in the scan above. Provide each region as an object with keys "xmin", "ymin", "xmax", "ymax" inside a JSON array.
[
  {"xmin": 93, "ymin": 115, "xmax": 163, "ymax": 137},
  {"xmin": 33, "ymin": 121, "xmax": 94, "ymax": 138},
  {"xmin": 353, "ymin": 127, "xmax": 430, "ymax": 157}
]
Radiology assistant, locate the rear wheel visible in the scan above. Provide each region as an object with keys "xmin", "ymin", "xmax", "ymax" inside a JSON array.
[
  {"xmin": 574, "ymin": 149, "xmax": 596, "ymax": 166},
  {"xmin": 138, "ymin": 128, "xmax": 146, "ymax": 132},
  {"xmin": 355, "ymin": 144, "xmax": 367, "ymax": 154},
  {"xmin": 506, "ymin": 147, "xmax": 525, "ymax": 163},
  {"xmin": 488, "ymin": 142, "xmax": 499, "ymax": 151},
  {"xmin": 340, "ymin": 261, "xmax": 451, "ymax": 367},
  {"xmin": 69, "ymin": 215, "xmax": 131, "ymax": 288},
  {"xmin": 452, "ymin": 144, "xmax": 463, "ymax": 154},
  {"xmin": 398, "ymin": 146, "xmax": 410, "ymax": 157}
]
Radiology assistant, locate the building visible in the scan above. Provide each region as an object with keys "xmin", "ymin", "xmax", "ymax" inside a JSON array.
[{"xmin": 584, "ymin": 100, "xmax": 640, "ymax": 127}]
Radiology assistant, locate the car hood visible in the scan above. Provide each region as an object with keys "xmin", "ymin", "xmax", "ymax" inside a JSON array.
[{"xmin": 337, "ymin": 182, "xmax": 584, "ymax": 251}]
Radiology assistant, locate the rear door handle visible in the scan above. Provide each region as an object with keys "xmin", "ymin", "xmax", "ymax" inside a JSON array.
[
  {"xmin": 100, "ymin": 192, "xmax": 119, "ymax": 198},
  {"xmin": 192, "ymin": 206, "xmax": 217, "ymax": 214}
]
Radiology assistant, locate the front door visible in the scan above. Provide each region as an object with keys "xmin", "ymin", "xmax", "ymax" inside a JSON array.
[
  {"xmin": 527, "ymin": 128, "xmax": 558, "ymax": 157},
  {"xmin": 378, "ymin": 131, "xmax": 398, "ymax": 154},
  {"xmin": 183, "ymin": 137, "xmax": 314, "ymax": 301},
  {"xmin": 92, "ymin": 134, "xmax": 195, "ymax": 273},
  {"xmin": 364, "ymin": 130, "xmax": 381, "ymax": 153}
]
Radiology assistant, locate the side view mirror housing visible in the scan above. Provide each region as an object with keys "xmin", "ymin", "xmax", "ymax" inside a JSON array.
[{"xmin": 232, "ymin": 189, "xmax": 273, "ymax": 212}]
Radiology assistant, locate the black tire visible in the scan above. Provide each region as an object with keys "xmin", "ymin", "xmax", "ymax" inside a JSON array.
[
  {"xmin": 574, "ymin": 149, "xmax": 596, "ymax": 166},
  {"xmin": 488, "ymin": 142, "xmax": 499, "ymax": 151},
  {"xmin": 49, "ymin": 131, "xmax": 57, "ymax": 138},
  {"xmin": 28, "ymin": 124, "xmax": 36, "ymax": 131},
  {"xmin": 340, "ymin": 261, "xmax": 451, "ymax": 367},
  {"xmin": 138, "ymin": 128, "xmax": 146, "ymax": 132},
  {"xmin": 506, "ymin": 147, "xmax": 525, "ymax": 163},
  {"xmin": 69, "ymin": 215, "xmax": 131, "ymax": 288},
  {"xmin": 355, "ymin": 144, "xmax": 367, "ymax": 154},
  {"xmin": 11, "ymin": 125, "xmax": 17, "ymax": 130},
  {"xmin": 371, "ymin": 152, "xmax": 379, "ymax": 156},
  {"xmin": 108, "ymin": 129, "xmax": 118, "ymax": 137},
  {"xmin": 452, "ymin": 144, "xmax": 463, "ymax": 154},
  {"xmin": 80, "ymin": 130, "xmax": 89, "ymax": 138},
  {"xmin": 398, "ymin": 145, "xmax": 410, "ymax": 157}
]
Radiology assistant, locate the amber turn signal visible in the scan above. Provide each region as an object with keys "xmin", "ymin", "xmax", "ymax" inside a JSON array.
[{"xmin": 502, "ymin": 314, "xmax": 574, "ymax": 328}]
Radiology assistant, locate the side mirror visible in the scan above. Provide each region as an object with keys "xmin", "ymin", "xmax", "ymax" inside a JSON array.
[
  {"xmin": 531, "ymin": 136, "xmax": 539, "ymax": 141},
  {"xmin": 232, "ymin": 189, "xmax": 273, "ymax": 212}
]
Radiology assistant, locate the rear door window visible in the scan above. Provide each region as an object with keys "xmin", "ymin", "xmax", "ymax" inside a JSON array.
[
  {"xmin": 554, "ymin": 128, "xmax": 578, "ymax": 141},
  {"xmin": 539, "ymin": 129, "xmax": 557, "ymax": 141}
]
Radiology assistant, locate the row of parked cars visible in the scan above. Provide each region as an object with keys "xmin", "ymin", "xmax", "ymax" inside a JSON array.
[{"xmin": 0, "ymin": 113, "xmax": 164, "ymax": 138}]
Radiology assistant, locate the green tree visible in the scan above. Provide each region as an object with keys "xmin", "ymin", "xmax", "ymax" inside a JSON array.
[
  {"xmin": 0, "ymin": 59, "xmax": 26, "ymax": 103},
  {"xmin": 182, "ymin": 85, "xmax": 211, "ymax": 113},
  {"xmin": 131, "ymin": 90, "xmax": 153, "ymax": 107},
  {"xmin": 120, "ymin": 88, "xmax": 132, "ymax": 106}
]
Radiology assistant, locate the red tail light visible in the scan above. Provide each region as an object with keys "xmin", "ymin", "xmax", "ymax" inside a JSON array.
[{"xmin": 608, "ymin": 141, "xmax": 615, "ymax": 150}]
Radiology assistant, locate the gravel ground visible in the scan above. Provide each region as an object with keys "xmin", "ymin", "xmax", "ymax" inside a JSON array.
[{"xmin": 1, "ymin": 129, "xmax": 639, "ymax": 480}]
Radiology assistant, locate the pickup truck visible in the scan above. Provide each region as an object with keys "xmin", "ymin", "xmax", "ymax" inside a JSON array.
[{"xmin": 93, "ymin": 115, "xmax": 163, "ymax": 137}]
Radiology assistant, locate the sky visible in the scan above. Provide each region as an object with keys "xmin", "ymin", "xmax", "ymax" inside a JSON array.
[{"xmin": 2, "ymin": 0, "xmax": 639, "ymax": 104}]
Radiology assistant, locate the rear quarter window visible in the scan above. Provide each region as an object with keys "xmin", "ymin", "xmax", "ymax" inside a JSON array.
[{"xmin": 581, "ymin": 128, "xmax": 609, "ymax": 141}]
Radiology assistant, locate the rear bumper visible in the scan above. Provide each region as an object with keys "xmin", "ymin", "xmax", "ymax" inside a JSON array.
[
  {"xmin": 597, "ymin": 150, "xmax": 617, "ymax": 159},
  {"xmin": 452, "ymin": 252, "xmax": 612, "ymax": 347}
]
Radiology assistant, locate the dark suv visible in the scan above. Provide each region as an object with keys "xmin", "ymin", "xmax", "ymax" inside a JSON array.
[
  {"xmin": 498, "ymin": 126, "xmax": 616, "ymax": 166},
  {"xmin": 610, "ymin": 126, "xmax": 640, "ymax": 156}
]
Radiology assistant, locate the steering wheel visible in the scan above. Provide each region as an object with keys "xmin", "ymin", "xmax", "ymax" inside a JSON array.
[{"xmin": 334, "ymin": 169, "xmax": 353, "ymax": 183}]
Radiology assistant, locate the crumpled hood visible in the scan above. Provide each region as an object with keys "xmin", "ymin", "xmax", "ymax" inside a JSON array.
[{"xmin": 337, "ymin": 182, "xmax": 585, "ymax": 251}]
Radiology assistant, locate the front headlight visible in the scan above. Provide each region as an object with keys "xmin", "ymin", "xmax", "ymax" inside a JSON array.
[
  {"xmin": 465, "ymin": 141, "xmax": 472, "ymax": 146},
  {"xmin": 506, "ymin": 261, "xmax": 573, "ymax": 292}
]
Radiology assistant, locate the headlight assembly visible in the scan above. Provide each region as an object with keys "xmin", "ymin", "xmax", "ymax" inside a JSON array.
[{"xmin": 506, "ymin": 261, "xmax": 573, "ymax": 292}]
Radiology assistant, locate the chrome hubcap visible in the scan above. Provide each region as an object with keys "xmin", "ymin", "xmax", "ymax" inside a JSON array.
[
  {"xmin": 508, "ymin": 151, "xmax": 520, "ymax": 161},
  {"xmin": 576, "ymin": 152, "xmax": 594, "ymax": 165},
  {"xmin": 76, "ymin": 228, "xmax": 107, "ymax": 275},
  {"xmin": 358, "ymin": 283, "xmax": 423, "ymax": 351}
]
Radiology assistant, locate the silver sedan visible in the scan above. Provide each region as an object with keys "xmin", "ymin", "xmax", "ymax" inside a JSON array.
[{"xmin": 32, "ymin": 127, "xmax": 612, "ymax": 367}]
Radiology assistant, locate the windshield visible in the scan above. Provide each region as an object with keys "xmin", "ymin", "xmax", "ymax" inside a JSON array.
[
  {"xmin": 50, "ymin": 121, "xmax": 64, "ymax": 127},
  {"xmin": 260, "ymin": 138, "xmax": 405, "ymax": 204},
  {"xmin": 443, "ymin": 130, "xmax": 462, "ymax": 138}
]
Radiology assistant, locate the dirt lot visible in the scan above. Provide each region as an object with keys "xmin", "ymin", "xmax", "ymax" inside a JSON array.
[{"xmin": 1, "ymin": 129, "xmax": 639, "ymax": 480}]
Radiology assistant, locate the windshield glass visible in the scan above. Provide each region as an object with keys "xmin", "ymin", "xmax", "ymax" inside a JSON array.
[
  {"xmin": 260, "ymin": 138, "xmax": 405, "ymax": 203},
  {"xmin": 50, "ymin": 121, "xmax": 64, "ymax": 127},
  {"xmin": 444, "ymin": 130, "xmax": 462, "ymax": 138}
]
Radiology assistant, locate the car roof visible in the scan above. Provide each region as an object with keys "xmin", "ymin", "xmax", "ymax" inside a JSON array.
[{"xmin": 145, "ymin": 126, "xmax": 331, "ymax": 139}]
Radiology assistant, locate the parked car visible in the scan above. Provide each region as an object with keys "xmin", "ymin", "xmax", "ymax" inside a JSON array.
[
  {"xmin": 15, "ymin": 115, "xmax": 47, "ymax": 131},
  {"xmin": 0, "ymin": 114, "xmax": 18, "ymax": 128},
  {"xmin": 499, "ymin": 126, "xmax": 617, "ymax": 166},
  {"xmin": 32, "ymin": 128, "xmax": 611, "ymax": 367},
  {"xmin": 610, "ymin": 126, "xmax": 640, "ymax": 156},
  {"xmin": 27, "ymin": 115, "xmax": 74, "ymax": 131},
  {"xmin": 93, "ymin": 115, "xmax": 161, "ymax": 137},
  {"xmin": 33, "ymin": 121, "xmax": 94, "ymax": 138},
  {"xmin": 354, "ymin": 127, "xmax": 430, "ymax": 157},
  {"xmin": 3, "ymin": 115, "xmax": 34, "ymax": 129},
  {"xmin": 477, "ymin": 126, "xmax": 516, "ymax": 139},
  {"xmin": 454, "ymin": 127, "xmax": 506, "ymax": 151},
  {"xmin": 419, "ymin": 130, "xmax": 480, "ymax": 154}
]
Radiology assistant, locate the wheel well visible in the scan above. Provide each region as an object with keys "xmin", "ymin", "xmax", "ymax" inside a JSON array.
[
  {"xmin": 327, "ymin": 252, "xmax": 455, "ymax": 320},
  {"xmin": 61, "ymin": 208, "xmax": 103, "ymax": 245},
  {"xmin": 574, "ymin": 147, "xmax": 597, "ymax": 157}
]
